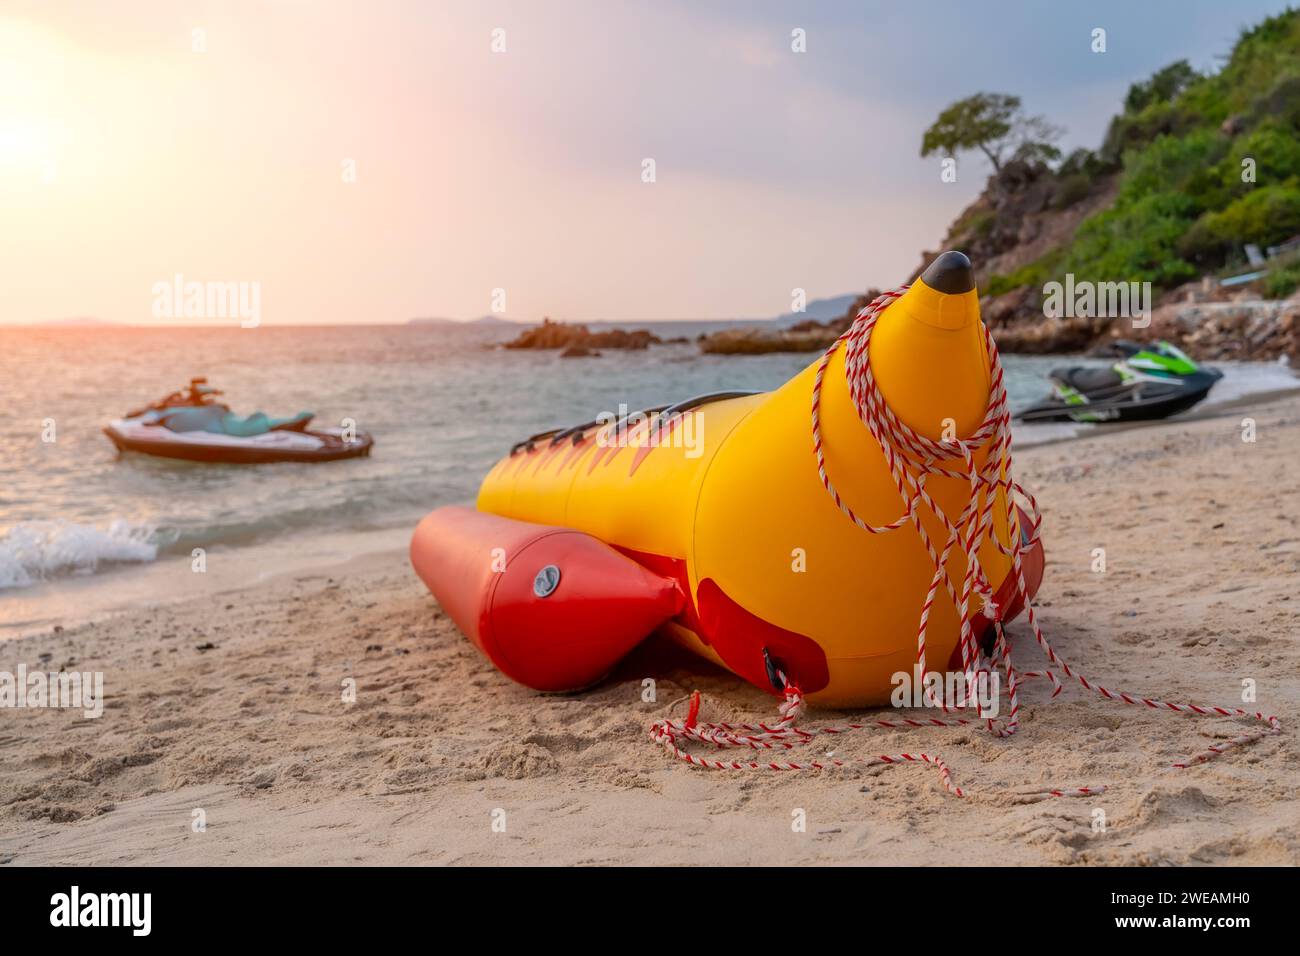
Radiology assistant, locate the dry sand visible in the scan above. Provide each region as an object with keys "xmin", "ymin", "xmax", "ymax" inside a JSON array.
[{"xmin": 2, "ymin": 396, "xmax": 1298, "ymax": 866}]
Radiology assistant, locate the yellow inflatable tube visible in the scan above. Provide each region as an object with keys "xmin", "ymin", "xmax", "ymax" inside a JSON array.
[{"xmin": 477, "ymin": 252, "xmax": 1034, "ymax": 706}]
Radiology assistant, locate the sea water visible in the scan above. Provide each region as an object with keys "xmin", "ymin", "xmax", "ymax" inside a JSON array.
[{"xmin": 0, "ymin": 323, "xmax": 1294, "ymax": 600}]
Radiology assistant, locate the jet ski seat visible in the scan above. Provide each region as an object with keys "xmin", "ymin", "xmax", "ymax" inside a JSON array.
[{"xmin": 1053, "ymin": 366, "xmax": 1123, "ymax": 392}]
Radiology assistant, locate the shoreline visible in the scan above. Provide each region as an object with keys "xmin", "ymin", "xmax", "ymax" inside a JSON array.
[
  {"xmin": 4, "ymin": 375, "xmax": 1296, "ymax": 635},
  {"xmin": 0, "ymin": 526, "xmax": 414, "ymax": 641},
  {"xmin": 2, "ymin": 393, "xmax": 1296, "ymax": 865}
]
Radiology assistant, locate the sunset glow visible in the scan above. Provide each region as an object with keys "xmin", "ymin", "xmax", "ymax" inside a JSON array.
[{"xmin": 1, "ymin": 0, "xmax": 1288, "ymax": 325}]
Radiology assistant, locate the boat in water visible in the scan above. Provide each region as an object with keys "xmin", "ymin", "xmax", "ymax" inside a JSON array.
[{"xmin": 104, "ymin": 378, "xmax": 373, "ymax": 464}]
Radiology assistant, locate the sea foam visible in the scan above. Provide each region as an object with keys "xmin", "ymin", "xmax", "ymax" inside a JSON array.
[{"xmin": 0, "ymin": 520, "xmax": 157, "ymax": 590}]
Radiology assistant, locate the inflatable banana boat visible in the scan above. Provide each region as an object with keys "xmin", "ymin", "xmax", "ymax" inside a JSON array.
[{"xmin": 411, "ymin": 252, "xmax": 1043, "ymax": 707}]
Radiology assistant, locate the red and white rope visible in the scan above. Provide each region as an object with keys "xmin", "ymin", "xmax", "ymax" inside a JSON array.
[{"xmin": 651, "ymin": 286, "xmax": 1281, "ymax": 798}]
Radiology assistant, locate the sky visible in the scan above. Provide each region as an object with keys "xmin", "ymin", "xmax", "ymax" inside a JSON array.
[{"xmin": 0, "ymin": 0, "xmax": 1293, "ymax": 325}]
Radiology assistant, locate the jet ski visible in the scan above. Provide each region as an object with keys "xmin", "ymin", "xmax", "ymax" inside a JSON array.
[
  {"xmin": 1015, "ymin": 341, "xmax": 1223, "ymax": 424},
  {"xmin": 104, "ymin": 378, "xmax": 374, "ymax": 463}
]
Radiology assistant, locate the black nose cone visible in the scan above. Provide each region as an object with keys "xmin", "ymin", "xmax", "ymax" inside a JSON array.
[{"xmin": 920, "ymin": 251, "xmax": 975, "ymax": 294}]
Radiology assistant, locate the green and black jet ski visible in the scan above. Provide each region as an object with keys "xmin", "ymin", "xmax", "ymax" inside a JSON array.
[{"xmin": 1016, "ymin": 341, "xmax": 1223, "ymax": 424}]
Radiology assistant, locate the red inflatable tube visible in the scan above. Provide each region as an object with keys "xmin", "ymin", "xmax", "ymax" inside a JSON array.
[{"xmin": 410, "ymin": 506, "xmax": 684, "ymax": 692}]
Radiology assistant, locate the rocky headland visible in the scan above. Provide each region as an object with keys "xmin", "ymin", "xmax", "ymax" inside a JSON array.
[{"xmin": 503, "ymin": 318, "xmax": 664, "ymax": 356}]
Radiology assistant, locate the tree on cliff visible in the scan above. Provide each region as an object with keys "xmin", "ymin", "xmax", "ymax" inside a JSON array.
[{"xmin": 920, "ymin": 92, "xmax": 1062, "ymax": 174}]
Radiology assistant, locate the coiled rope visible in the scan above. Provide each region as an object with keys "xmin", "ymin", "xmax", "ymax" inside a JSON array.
[{"xmin": 650, "ymin": 286, "xmax": 1281, "ymax": 798}]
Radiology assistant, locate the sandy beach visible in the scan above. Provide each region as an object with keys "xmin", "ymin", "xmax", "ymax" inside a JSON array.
[{"xmin": 2, "ymin": 394, "xmax": 1297, "ymax": 867}]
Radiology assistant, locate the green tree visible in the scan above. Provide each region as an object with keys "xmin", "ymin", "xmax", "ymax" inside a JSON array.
[{"xmin": 920, "ymin": 93, "xmax": 1062, "ymax": 174}]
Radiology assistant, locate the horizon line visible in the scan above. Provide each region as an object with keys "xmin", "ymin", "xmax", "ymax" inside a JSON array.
[{"xmin": 2, "ymin": 316, "xmax": 816, "ymax": 329}]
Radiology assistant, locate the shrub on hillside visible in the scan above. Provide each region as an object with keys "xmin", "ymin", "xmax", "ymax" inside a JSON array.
[
  {"xmin": 1116, "ymin": 130, "xmax": 1224, "ymax": 207},
  {"xmin": 1061, "ymin": 11, "xmax": 1300, "ymax": 287},
  {"xmin": 1063, "ymin": 192, "xmax": 1200, "ymax": 287},
  {"xmin": 1247, "ymin": 74, "xmax": 1300, "ymax": 128},
  {"xmin": 1263, "ymin": 261, "xmax": 1300, "ymax": 299},
  {"xmin": 1180, "ymin": 186, "xmax": 1300, "ymax": 262}
]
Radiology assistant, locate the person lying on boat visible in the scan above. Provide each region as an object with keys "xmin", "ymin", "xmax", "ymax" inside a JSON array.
[{"xmin": 147, "ymin": 404, "xmax": 315, "ymax": 437}]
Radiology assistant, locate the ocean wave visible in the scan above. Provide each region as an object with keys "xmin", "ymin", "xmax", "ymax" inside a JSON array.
[{"xmin": 0, "ymin": 520, "xmax": 158, "ymax": 590}]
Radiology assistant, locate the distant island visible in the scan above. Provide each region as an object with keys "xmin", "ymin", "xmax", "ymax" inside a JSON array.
[
  {"xmin": 766, "ymin": 294, "xmax": 859, "ymax": 327},
  {"xmin": 34, "ymin": 317, "xmax": 122, "ymax": 327},
  {"xmin": 408, "ymin": 315, "xmax": 525, "ymax": 326},
  {"xmin": 695, "ymin": 293, "xmax": 863, "ymax": 354}
]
